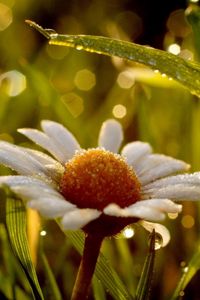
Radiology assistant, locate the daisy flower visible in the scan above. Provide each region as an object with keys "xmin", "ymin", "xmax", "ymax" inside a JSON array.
[{"xmin": 0, "ymin": 119, "xmax": 199, "ymax": 300}]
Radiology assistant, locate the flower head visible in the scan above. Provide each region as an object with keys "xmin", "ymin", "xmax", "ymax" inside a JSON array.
[{"xmin": 0, "ymin": 119, "xmax": 199, "ymax": 240}]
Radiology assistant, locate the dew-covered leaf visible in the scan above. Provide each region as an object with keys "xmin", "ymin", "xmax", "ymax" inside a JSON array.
[{"xmin": 26, "ymin": 20, "xmax": 200, "ymax": 98}]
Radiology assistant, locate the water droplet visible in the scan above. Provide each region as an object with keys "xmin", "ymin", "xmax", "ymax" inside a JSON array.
[
  {"xmin": 183, "ymin": 266, "xmax": 189, "ymax": 273},
  {"xmin": 76, "ymin": 45, "xmax": 84, "ymax": 50},
  {"xmin": 45, "ymin": 29, "xmax": 57, "ymax": 35},
  {"xmin": 154, "ymin": 232, "xmax": 163, "ymax": 250},
  {"xmin": 148, "ymin": 59, "xmax": 156, "ymax": 66},
  {"xmin": 180, "ymin": 261, "xmax": 186, "ymax": 267},
  {"xmin": 161, "ymin": 73, "xmax": 167, "ymax": 78},
  {"xmin": 148, "ymin": 232, "xmax": 163, "ymax": 250},
  {"xmin": 40, "ymin": 230, "xmax": 47, "ymax": 236},
  {"xmin": 179, "ymin": 290, "xmax": 185, "ymax": 297}
]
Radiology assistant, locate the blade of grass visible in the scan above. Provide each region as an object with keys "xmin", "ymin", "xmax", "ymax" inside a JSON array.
[
  {"xmin": 39, "ymin": 250, "xmax": 62, "ymax": 300},
  {"xmin": 170, "ymin": 242, "xmax": 200, "ymax": 300},
  {"xmin": 92, "ymin": 276, "xmax": 106, "ymax": 300},
  {"xmin": 26, "ymin": 20, "xmax": 200, "ymax": 98},
  {"xmin": 135, "ymin": 231, "xmax": 156, "ymax": 300}
]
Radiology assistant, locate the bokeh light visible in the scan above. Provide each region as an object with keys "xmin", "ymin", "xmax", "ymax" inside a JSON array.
[
  {"xmin": 0, "ymin": 3, "xmax": 12, "ymax": 31},
  {"xmin": 167, "ymin": 43, "xmax": 181, "ymax": 55},
  {"xmin": 61, "ymin": 92, "xmax": 84, "ymax": 117},
  {"xmin": 0, "ymin": 70, "xmax": 26, "ymax": 97},
  {"xmin": 117, "ymin": 71, "xmax": 135, "ymax": 89},
  {"xmin": 181, "ymin": 215, "xmax": 195, "ymax": 229},
  {"xmin": 122, "ymin": 227, "xmax": 135, "ymax": 239},
  {"xmin": 74, "ymin": 69, "xmax": 96, "ymax": 91},
  {"xmin": 112, "ymin": 104, "xmax": 127, "ymax": 119}
]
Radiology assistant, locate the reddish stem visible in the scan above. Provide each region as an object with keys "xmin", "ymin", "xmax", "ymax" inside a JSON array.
[{"xmin": 71, "ymin": 234, "xmax": 103, "ymax": 300}]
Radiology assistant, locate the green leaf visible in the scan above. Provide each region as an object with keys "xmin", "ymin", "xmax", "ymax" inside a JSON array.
[
  {"xmin": 26, "ymin": 20, "xmax": 200, "ymax": 98},
  {"xmin": 66, "ymin": 230, "xmax": 134, "ymax": 300},
  {"xmin": 3, "ymin": 190, "xmax": 44, "ymax": 300},
  {"xmin": 135, "ymin": 231, "xmax": 156, "ymax": 300},
  {"xmin": 170, "ymin": 242, "xmax": 200, "ymax": 300}
]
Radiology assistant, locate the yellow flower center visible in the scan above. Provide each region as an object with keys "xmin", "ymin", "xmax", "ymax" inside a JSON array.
[{"xmin": 60, "ymin": 148, "xmax": 141, "ymax": 211}]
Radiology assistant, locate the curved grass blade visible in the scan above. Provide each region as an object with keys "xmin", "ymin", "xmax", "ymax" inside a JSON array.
[
  {"xmin": 135, "ymin": 231, "xmax": 156, "ymax": 300},
  {"xmin": 170, "ymin": 243, "xmax": 200, "ymax": 300},
  {"xmin": 26, "ymin": 20, "xmax": 200, "ymax": 98},
  {"xmin": 66, "ymin": 230, "xmax": 134, "ymax": 300},
  {"xmin": 4, "ymin": 189, "xmax": 44, "ymax": 300}
]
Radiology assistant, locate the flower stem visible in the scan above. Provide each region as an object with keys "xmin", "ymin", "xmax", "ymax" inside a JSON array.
[{"xmin": 71, "ymin": 234, "xmax": 103, "ymax": 300}]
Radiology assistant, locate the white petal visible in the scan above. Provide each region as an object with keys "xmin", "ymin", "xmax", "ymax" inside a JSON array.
[
  {"xmin": 23, "ymin": 147, "xmax": 59, "ymax": 165},
  {"xmin": 0, "ymin": 175, "xmax": 63, "ymax": 198},
  {"xmin": 140, "ymin": 221, "xmax": 170, "ymax": 247},
  {"xmin": 131, "ymin": 199, "xmax": 182, "ymax": 214},
  {"xmin": 0, "ymin": 142, "xmax": 48, "ymax": 177},
  {"xmin": 136, "ymin": 154, "xmax": 190, "ymax": 185},
  {"xmin": 21, "ymin": 148, "xmax": 64, "ymax": 182},
  {"xmin": 61, "ymin": 208, "xmax": 101, "ymax": 230},
  {"xmin": 121, "ymin": 141, "xmax": 152, "ymax": 166},
  {"xmin": 98, "ymin": 119, "xmax": 123, "ymax": 153},
  {"xmin": 41, "ymin": 120, "xmax": 80, "ymax": 161},
  {"xmin": 143, "ymin": 172, "xmax": 200, "ymax": 190},
  {"xmin": 143, "ymin": 185, "xmax": 200, "ymax": 201},
  {"xmin": 18, "ymin": 128, "xmax": 68, "ymax": 164},
  {"xmin": 28, "ymin": 197, "xmax": 75, "ymax": 218},
  {"xmin": 103, "ymin": 203, "xmax": 165, "ymax": 221}
]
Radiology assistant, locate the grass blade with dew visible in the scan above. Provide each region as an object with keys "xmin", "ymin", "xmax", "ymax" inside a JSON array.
[{"xmin": 26, "ymin": 20, "xmax": 200, "ymax": 98}]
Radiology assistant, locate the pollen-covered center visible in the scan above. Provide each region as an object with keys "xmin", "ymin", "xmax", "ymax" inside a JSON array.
[{"xmin": 60, "ymin": 148, "xmax": 141, "ymax": 211}]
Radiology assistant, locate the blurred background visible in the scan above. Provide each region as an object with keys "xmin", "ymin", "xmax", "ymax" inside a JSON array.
[{"xmin": 0, "ymin": 0, "xmax": 200, "ymax": 299}]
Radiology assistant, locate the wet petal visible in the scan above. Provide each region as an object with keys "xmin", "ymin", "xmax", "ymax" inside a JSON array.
[
  {"xmin": 104, "ymin": 203, "xmax": 165, "ymax": 221},
  {"xmin": 23, "ymin": 147, "xmax": 59, "ymax": 165},
  {"xmin": 28, "ymin": 197, "xmax": 75, "ymax": 218},
  {"xmin": 0, "ymin": 142, "xmax": 48, "ymax": 177},
  {"xmin": 61, "ymin": 208, "xmax": 101, "ymax": 230},
  {"xmin": 136, "ymin": 154, "xmax": 190, "ymax": 185},
  {"xmin": 0, "ymin": 175, "xmax": 61, "ymax": 198},
  {"xmin": 98, "ymin": 119, "xmax": 123, "ymax": 153},
  {"xmin": 41, "ymin": 120, "xmax": 80, "ymax": 161},
  {"xmin": 143, "ymin": 172, "xmax": 200, "ymax": 190},
  {"xmin": 140, "ymin": 221, "xmax": 170, "ymax": 247},
  {"xmin": 18, "ymin": 128, "xmax": 68, "ymax": 164},
  {"xmin": 131, "ymin": 199, "xmax": 182, "ymax": 214},
  {"xmin": 22, "ymin": 147, "xmax": 64, "ymax": 182},
  {"xmin": 121, "ymin": 141, "xmax": 152, "ymax": 166},
  {"xmin": 143, "ymin": 185, "xmax": 200, "ymax": 201}
]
